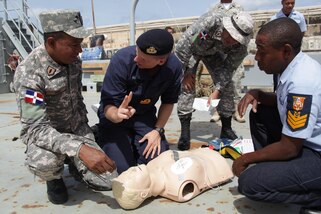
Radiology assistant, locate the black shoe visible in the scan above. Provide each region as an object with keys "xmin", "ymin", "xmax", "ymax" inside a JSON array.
[
  {"xmin": 177, "ymin": 140, "xmax": 190, "ymax": 151},
  {"xmin": 220, "ymin": 128, "xmax": 238, "ymax": 140},
  {"xmin": 300, "ymin": 207, "xmax": 321, "ymax": 214},
  {"xmin": 46, "ymin": 178, "xmax": 68, "ymax": 204},
  {"xmin": 177, "ymin": 114, "xmax": 192, "ymax": 151}
]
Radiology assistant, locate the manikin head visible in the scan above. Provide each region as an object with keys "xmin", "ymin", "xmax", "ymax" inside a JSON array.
[{"xmin": 112, "ymin": 148, "xmax": 234, "ymax": 209}]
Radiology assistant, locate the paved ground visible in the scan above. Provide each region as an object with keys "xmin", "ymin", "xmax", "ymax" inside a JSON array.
[{"xmin": 0, "ymin": 92, "xmax": 301, "ymax": 214}]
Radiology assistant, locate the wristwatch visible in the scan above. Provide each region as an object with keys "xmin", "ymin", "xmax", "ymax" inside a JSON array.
[{"xmin": 154, "ymin": 127, "xmax": 165, "ymax": 139}]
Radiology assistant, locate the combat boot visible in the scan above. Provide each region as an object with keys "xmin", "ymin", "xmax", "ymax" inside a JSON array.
[
  {"xmin": 46, "ymin": 178, "xmax": 68, "ymax": 204},
  {"xmin": 210, "ymin": 108, "xmax": 220, "ymax": 122},
  {"xmin": 220, "ymin": 116, "xmax": 238, "ymax": 140},
  {"xmin": 177, "ymin": 114, "xmax": 192, "ymax": 151},
  {"xmin": 233, "ymin": 103, "xmax": 246, "ymax": 123}
]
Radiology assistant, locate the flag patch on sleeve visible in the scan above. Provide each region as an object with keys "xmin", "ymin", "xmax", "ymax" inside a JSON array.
[
  {"xmin": 24, "ymin": 89, "xmax": 44, "ymax": 105},
  {"xmin": 199, "ymin": 31, "xmax": 209, "ymax": 41},
  {"xmin": 286, "ymin": 93, "xmax": 312, "ymax": 131}
]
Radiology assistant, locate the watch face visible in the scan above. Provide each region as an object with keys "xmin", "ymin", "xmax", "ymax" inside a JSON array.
[{"xmin": 155, "ymin": 127, "xmax": 165, "ymax": 134}]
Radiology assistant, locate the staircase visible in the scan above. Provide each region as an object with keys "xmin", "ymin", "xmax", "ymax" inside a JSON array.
[
  {"xmin": 0, "ymin": 0, "xmax": 43, "ymax": 93},
  {"xmin": 1, "ymin": 0, "xmax": 43, "ymax": 59}
]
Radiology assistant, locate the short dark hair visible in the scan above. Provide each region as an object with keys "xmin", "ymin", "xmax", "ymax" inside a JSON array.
[
  {"xmin": 258, "ymin": 18, "xmax": 302, "ymax": 53},
  {"xmin": 44, "ymin": 31, "xmax": 67, "ymax": 43}
]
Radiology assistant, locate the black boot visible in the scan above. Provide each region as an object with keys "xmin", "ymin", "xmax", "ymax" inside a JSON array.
[
  {"xmin": 177, "ymin": 114, "xmax": 192, "ymax": 151},
  {"xmin": 46, "ymin": 178, "xmax": 68, "ymax": 204},
  {"xmin": 220, "ymin": 116, "xmax": 238, "ymax": 140}
]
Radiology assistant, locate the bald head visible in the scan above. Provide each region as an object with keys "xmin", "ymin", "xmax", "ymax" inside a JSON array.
[{"xmin": 258, "ymin": 17, "xmax": 302, "ymax": 53}]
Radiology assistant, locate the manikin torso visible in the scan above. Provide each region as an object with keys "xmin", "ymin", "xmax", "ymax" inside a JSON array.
[{"xmin": 112, "ymin": 148, "xmax": 234, "ymax": 209}]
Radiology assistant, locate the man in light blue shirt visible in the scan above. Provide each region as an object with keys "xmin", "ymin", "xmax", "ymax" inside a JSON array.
[
  {"xmin": 270, "ymin": 0, "xmax": 307, "ymax": 36},
  {"xmin": 233, "ymin": 18, "xmax": 321, "ymax": 213},
  {"xmin": 270, "ymin": 0, "xmax": 307, "ymax": 91}
]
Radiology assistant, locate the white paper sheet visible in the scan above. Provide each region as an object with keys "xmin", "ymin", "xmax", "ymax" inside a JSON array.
[
  {"xmin": 192, "ymin": 98, "xmax": 220, "ymax": 111},
  {"xmin": 230, "ymin": 139, "xmax": 254, "ymax": 154}
]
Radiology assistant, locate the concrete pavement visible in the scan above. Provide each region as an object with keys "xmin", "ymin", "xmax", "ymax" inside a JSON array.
[{"xmin": 0, "ymin": 92, "xmax": 300, "ymax": 214}]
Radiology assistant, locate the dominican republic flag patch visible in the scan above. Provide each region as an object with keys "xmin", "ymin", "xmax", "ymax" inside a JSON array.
[
  {"xmin": 24, "ymin": 89, "xmax": 44, "ymax": 105},
  {"xmin": 199, "ymin": 31, "xmax": 209, "ymax": 40}
]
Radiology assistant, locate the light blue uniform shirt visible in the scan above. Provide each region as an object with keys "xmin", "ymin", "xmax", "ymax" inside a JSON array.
[
  {"xmin": 270, "ymin": 9, "xmax": 307, "ymax": 32},
  {"xmin": 277, "ymin": 52, "xmax": 321, "ymax": 151}
]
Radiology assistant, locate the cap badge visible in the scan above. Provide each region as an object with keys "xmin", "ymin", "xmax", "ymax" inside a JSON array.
[
  {"xmin": 74, "ymin": 13, "xmax": 83, "ymax": 25},
  {"xmin": 146, "ymin": 47, "xmax": 157, "ymax": 55}
]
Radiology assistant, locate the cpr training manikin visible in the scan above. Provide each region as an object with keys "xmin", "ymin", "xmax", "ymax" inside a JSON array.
[{"xmin": 112, "ymin": 148, "xmax": 234, "ymax": 209}]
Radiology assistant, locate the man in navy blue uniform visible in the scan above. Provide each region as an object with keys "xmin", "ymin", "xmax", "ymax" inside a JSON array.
[{"xmin": 97, "ymin": 29, "xmax": 183, "ymax": 174}]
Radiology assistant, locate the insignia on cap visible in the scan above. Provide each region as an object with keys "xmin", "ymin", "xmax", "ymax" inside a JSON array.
[
  {"xmin": 74, "ymin": 13, "xmax": 83, "ymax": 25},
  {"xmin": 146, "ymin": 47, "xmax": 157, "ymax": 55},
  {"xmin": 47, "ymin": 66, "xmax": 57, "ymax": 76}
]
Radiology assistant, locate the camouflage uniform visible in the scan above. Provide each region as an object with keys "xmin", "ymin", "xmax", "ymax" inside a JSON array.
[
  {"xmin": 13, "ymin": 44, "xmax": 116, "ymax": 189},
  {"xmin": 175, "ymin": 11, "xmax": 248, "ymax": 118},
  {"xmin": 211, "ymin": 1, "xmax": 245, "ymax": 104}
]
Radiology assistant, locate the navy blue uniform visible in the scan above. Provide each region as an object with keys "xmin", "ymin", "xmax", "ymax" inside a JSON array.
[{"xmin": 98, "ymin": 46, "xmax": 182, "ymax": 173}]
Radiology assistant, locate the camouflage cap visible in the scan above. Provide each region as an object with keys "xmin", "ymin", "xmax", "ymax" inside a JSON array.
[
  {"xmin": 223, "ymin": 12, "xmax": 254, "ymax": 45},
  {"xmin": 39, "ymin": 9, "xmax": 91, "ymax": 39}
]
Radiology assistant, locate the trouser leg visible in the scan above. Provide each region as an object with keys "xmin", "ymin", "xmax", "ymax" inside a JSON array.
[
  {"xmin": 73, "ymin": 138, "xmax": 118, "ymax": 190},
  {"xmin": 249, "ymin": 105, "xmax": 282, "ymax": 150},
  {"xmin": 26, "ymin": 143, "xmax": 65, "ymax": 181},
  {"xmin": 99, "ymin": 125, "xmax": 136, "ymax": 174},
  {"xmin": 238, "ymin": 148, "xmax": 321, "ymax": 207}
]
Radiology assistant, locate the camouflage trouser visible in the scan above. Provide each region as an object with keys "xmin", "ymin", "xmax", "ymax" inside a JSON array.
[
  {"xmin": 177, "ymin": 54, "xmax": 235, "ymax": 118},
  {"xmin": 232, "ymin": 64, "xmax": 245, "ymax": 103},
  {"xmin": 25, "ymin": 133, "xmax": 117, "ymax": 190}
]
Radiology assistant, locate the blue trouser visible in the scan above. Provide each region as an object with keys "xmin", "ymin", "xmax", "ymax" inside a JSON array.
[
  {"xmin": 238, "ymin": 105, "xmax": 321, "ymax": 207},
  {"xmin": 98, "ymin": 113, "xmax": 169, "ymax": 174}
]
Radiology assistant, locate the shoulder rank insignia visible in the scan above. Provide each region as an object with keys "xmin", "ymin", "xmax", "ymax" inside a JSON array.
[
  {"xmin": 140, "ymin": 99, "xmax": 151, "ymax": 105},
  {"xmin": 24, "ymin": 89, "xmax": 44, "ymax": 105},
  {"xmin": 47, "ymin": 66, "xmax": 57, "ymax": 76},
  {"xmin": 286, "ymin": 93, "xmax": 312, "ymax": 131}
]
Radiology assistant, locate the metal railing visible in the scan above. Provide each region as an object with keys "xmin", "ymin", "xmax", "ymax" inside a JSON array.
[{"xmin": 0, "ymin": 0, "xmax": 43, "ymax": 59}]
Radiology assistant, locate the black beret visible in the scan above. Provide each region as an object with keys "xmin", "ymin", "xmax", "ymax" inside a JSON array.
[{"xmin": 136, "ymin": 29, "xmax": 174, "ymax": 56}]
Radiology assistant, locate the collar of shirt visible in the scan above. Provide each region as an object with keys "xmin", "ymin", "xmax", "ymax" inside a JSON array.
[
  {"xmin": 279, "ymin": 51, "xmax": 304, "ymax": 85},
  {"xmin": 277, "ymin": 9, "xmax": 297, "ymax": 17}
]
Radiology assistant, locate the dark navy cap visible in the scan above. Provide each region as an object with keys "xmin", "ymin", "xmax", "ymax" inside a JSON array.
[{"xmin": 136, "ymin": 29, "xmax": 174, "ymax": 56}]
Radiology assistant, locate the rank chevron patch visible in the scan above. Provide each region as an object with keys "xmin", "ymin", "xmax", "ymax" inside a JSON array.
[{"xmin": 286, "ymin": 93, "xmax": 312, "ymax": 131}]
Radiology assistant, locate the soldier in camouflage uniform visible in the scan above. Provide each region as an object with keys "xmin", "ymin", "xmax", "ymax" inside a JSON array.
[
  {"xmin": 175, "ymin": 10, "xmax": 253, "ymax": 150},
  {"xmin": 208, "ymin": 0, "xmax": 247, "ymax": 123},
  {"xmin": 13, "ymin": 10, "xmax": 117, "ymax": 205}
]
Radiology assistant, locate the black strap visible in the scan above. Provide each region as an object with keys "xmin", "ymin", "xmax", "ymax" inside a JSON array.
[{"xmin": 231, "ymin": 16, "xmax": 250, "ymax": 37}]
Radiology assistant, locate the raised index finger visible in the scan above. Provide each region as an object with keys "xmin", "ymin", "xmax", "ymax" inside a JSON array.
[{"xmin": 119, "ymin": 91, "xmax": 133, "ymax": 108}]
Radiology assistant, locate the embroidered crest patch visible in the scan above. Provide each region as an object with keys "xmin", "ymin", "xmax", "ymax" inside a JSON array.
[
  {"xmin": 140, "ymin": 99, "xmax": 151, "ymax": 105},
  {"xmin": 286, "ymin": 93, "xmax": 312, "ymax": 131},
  {"xmin": 24, "ymin": 89, "xmax": 44, "ymax": 105}
]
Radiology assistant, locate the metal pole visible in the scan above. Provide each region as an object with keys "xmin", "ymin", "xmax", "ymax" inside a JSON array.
[
  {"xmin": 91, "ymin": 0, "xmax": 97, "ymax": 35},
  {"xmin": 4, "ymin": 0, "xmax": 8, "ymax": 20},
  {"xmin": 130, "ymin": 0, "xmax": 139, "ymax": 45}
]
